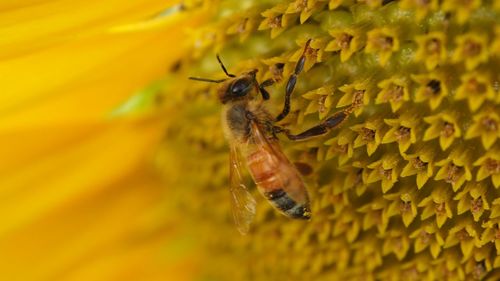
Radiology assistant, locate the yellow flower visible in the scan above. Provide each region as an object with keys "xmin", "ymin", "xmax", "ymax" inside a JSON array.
[
  {"xmin": 285, "ymin": 0, "xmax": 326, "ymax": 24},
  {"xmin": 358, "ymin": 196, "xmax": 390, "ymax": 235},
  {"xmin": 290, "ymin": 38, "xmax": 328, "ymax": 72},
  {"xmin": 401, "ymin": 144, "xmax": 437, "ymax": 189},
  {"xmin": 455, "ymin": 72, "xmax": 496, "ymax": 112},
  {"xmin": 8, "ymin": 0, "xmax": 498, "ymax": 280},
  {"xmin": 325, "ymin": 27, "xmax": 364, "ymax": 62},
  {"xmin": 380, "ymin": 227, "xmax": 411, "ymax": 260},
  {"xmin": 443, "ymin": 218, "xmax": 481, "ymax": 260},
  {"xmin": 399, "ymin": 0, "xmax": 439, "ymax": 21},
  {"xmin": 226, "ymin": 15, "xmax": 259, "ymax": 42},
  {"xmin": 465, "ymin": 109, "xmax": 500, "ymax": 149},
  {"xmin": 474, "ymin": 148, "xmax": 500, "ymax": 188},
  {"xmin": 366, "ymin": 153, "xmax": 402, "ymax": 193},
  {"xmin": 351, "ymin": 117, "xmax": 384, "ymax": 156},
  {"xmin": 452, "ymin": 33, "xmax": 489, "ymax": 70},
  {"xmin": 365, "ymin": 27, "xmax": 400, "ymax": 66},
  {"xmin": 442, "ymin": 0, "xmax": 482, "ymax": 24},
  {"xmin": 434, "ymin": 146, "xmax": 473, "ymax": 191},
  {"xmin": 423, "ymin": 111, "xmax": 461, "ymax": 150},
  {"xmin": 324, "ymin": 129, "xmax": 356, "ymax": 165},
  {"xmin": 454, "ymin": 182, "xmax": 490, "ymax": 222},
  {"xmin": 337, "ymin": 80, "xmax": 372, "ymax": 116},
  {"xmin": 0, "ymin": 2, "xmax": 208, "ymax": 280},
  {"xmin": 383, "ymin": 187, "xmax": 418, "ymax": 226},
  {"xmin": 382, "ymin": 111, "xmax": 419, "ymax": 153},
  {"xmin": 409, "ymin": 222, "xmax": 444, "ymax": 258},
  {"xmin": 418, "ymin": 185, "xmax": 453, "ymax": 228},
  {"xmin": 258, "ymin": 3, "xmax": 292, "ymax": 38},
  {"xmin": 412, "ymin": 72, "xmax": 449, "ymax": 110},
  {"xmin": 375, "ymin": 76, "xmax": 410, "ymax": 112},
  {"xmin": 302, "ymin": 85, "xmax": 335, "ymax": 120},
  {"xmin": 480, "ymin": 218, "xmax": 500, "ymax": 253},
  {"xmin": 414, "ymin": 32, "xmax": 447, "ymax": 70}
]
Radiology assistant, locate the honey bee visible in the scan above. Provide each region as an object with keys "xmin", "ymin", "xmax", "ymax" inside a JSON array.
[{"xmin": 190, "ymin": 40, "xmax": 359, "ymax": 234}]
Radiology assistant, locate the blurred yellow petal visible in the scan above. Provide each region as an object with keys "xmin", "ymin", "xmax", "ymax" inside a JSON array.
[
  {"xmin": 0, "ymin": 2, "xmax": 208, "ymax": 280},
  {"xmin": 0, "ymin": 0, "xmax": 178, "ymax": 56},
  {"xmin": 0, "ymin": 158, "xmax": 198, "ymax": 281},
  {"xmin": 0, "ymin": 5, "xmax": 205, "ymax": 129},
  {"xmin": 0, "ymin": 116, "xmax": 165, "ymax": 233}
]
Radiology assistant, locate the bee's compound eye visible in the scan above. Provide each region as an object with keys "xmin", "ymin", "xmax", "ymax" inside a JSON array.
[{"xmin": 230, "ymin": 79, "xmax": 251, "ymax": 97}]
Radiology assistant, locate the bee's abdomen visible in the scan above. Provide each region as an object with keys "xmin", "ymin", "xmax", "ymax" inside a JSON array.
[
  {"xmin": 247, "ymin": 150, "xmax": 282, "ymax": 189},
  {"xmin": 247, "ymin": 150, "xmax": 311, "ymax": 219},
  {"xmin": 265, "ymin": 189, "xmax": 311, "ymax": 219}
]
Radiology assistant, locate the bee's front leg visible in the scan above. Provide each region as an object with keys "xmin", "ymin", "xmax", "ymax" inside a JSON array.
[
  {"xmin": 258, "ymin": 79, "xmax": 274, "ymax": 100},
  {"xmin": 275, "ymin": 39, "xmax": 312, "ymax": 122}
]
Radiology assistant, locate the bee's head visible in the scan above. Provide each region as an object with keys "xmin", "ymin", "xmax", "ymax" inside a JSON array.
[
  {"xmin": 217, "ymin": 70, "xmax": 257, "ymax": 104},
  {"xmin": 188, "ymin": 55, "xmax": 258, "ymax": 104}
]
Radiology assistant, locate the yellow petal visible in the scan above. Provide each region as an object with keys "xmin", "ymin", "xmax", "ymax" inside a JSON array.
[
  {"xmin": 0, "ymin": 114, "xmax": 173, "ymax": 280},
  {"xmin": 0, "ymin": 9, "xmax": 206, "ymax": 129},
  {"xmin": 0, "ymin": 115, "xmax": 166, "ymax": 235}
]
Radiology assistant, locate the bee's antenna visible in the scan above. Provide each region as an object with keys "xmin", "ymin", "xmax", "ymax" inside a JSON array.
[
  {"xmin": 188, "ymin": 77, "xmax": 226, "ymax": 83},
  {"xmin": 216, "ymin": 54, "xmax": 236, "ymax": 78}
]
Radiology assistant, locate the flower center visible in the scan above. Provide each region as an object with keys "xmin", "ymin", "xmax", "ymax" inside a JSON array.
[
  {"xmin": 373, "ymin": 35, "xmax": 394, "ymax": 51},
  {"xmin": 445, "ymin": 163, "xmax": 462, "ymax": 184},
  {"xmin": 306, "ymin": 47, "xmax": 318, "ymax": 61},
  {"xmin": 361, "ymin": 127, "xmax": 375, "ymax": 141},
  {"xmin": 335, "ymin": 144, "xmax": 348, "ymax": 154},
  {"xmin": 388, "ymin": 85, "xmax": 404, "ymax": 102},
  {"xmin": 416, "ymin": 0, "xmax": 431, "ymax": 6},
  {"xmin": 395, "ymin": 126, "xmax": 411, "ymax": 141},
  {"xmin": 411, "ymin": 157, "xmax": 427, "ymax": 170},
  {"xmin": 318, "ymin": 95, "xmax": 327, "ymax": 113},
  {"xmin": 339, "ymin": 33, "xmax": 353, "ymax": 49},
  {"xmin": 295, "ymin": 0, "xmax": 308, "ymax": 10},
  {"xmin": 473, "ymin": 263, "xmax": 486, "ymax": 280},
  {"xmin": 426, "ymin": 38, "xmax": 441, "ymax": 54},
  {"xmin": 434, "ymin": 202, "xmax": 446, "ymax": 215},
  {"xmin": 465, "ymin": 78, "xmax": 486, "ymax": 94},
  {"xmin": 269, "ymin": 15, "xmax": 282, "ymax": 28},
  {"xmin": 463, "ymin": 39, "xmax": 481, "ymax": 56},
  {"xmin": 380, "ymin": 167, "xmax": 392, "ymax": 180},
  {"xmin": 482, "ymin": 117, "xmax": 498, "ymax": 131},
  {"xmin": 237, "ymin": 18, "xmax": 248, "ymax": 33},
  {"xmin": 441, "ymin": 122, "xmax": 455, "ymax": 138},
  {"xmin": 352, "ymin": 90, "xmax": 365, "ymax": 110},
  {"xmin": 471, "ymin": 198, "xmax": 483, "ymax": 214},
  {"xmin": 400, "ymin": 200, "xmax": 411, "ymax": 212},
  {"xmin": 495, "ymin": 225, "xmax": 500, "ymax": 240},
  {"xmin": 419, "ymin": 230, "xmax": 431, "ymax": 244},
  {"xmin": 455, "ymin": 229, "xmax": 471, "ymax": 241},
  {"xmin": 485, "ymin": 158, "xmax": 500, "ymax": 174},
  {"xmin": 425, "ymin": 79, "xmax": 441, "ymax": 96},
  {"xmin": 270, "ymin": 63, "xmax": 284, "ymax": 82}
]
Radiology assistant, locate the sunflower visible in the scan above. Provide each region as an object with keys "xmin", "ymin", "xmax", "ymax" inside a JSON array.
[
  {"xmin": 0, "ymin": 1, "xmax": 207, "ymax": 280},
  {"xmin": 3, "ymin": 0, "xmax": 500, "ymax": 281}
]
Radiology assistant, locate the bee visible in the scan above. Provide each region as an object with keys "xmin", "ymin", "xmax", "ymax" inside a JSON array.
[{"xmin": 189, "ymin": 40, "xmax": 359, "ymax": 234}]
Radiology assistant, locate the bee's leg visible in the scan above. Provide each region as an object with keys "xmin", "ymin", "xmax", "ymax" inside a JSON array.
[
  {"xmin": 258, "ymin": 79, "xmax": 274, "ymax": 100},
  {"xmin": 274, "ymin": 110, "xmax": 349, "ymax": 141},
  {"xmin": 275, "ymin": 39, "xmax": 312, "ymax": 122}
]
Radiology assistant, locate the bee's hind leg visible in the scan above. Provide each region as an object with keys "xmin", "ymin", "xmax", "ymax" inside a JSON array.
[{"xmin": 273, "ymin": 110, "xmax": 348, "ymax": 141}]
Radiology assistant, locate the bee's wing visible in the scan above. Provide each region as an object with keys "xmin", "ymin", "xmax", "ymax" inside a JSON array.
[
  {"xmin": 229, "ymin": 144, "xmax": 256, "ymax": 235},
  {"xmin": 249, "ymin": 121, "xmax": 290, "ymax": 168}
]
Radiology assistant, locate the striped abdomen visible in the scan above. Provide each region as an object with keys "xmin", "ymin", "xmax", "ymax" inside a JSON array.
[{"xmin": 246, "ymin": 147, "xmax": 311, "ymax": 219}]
